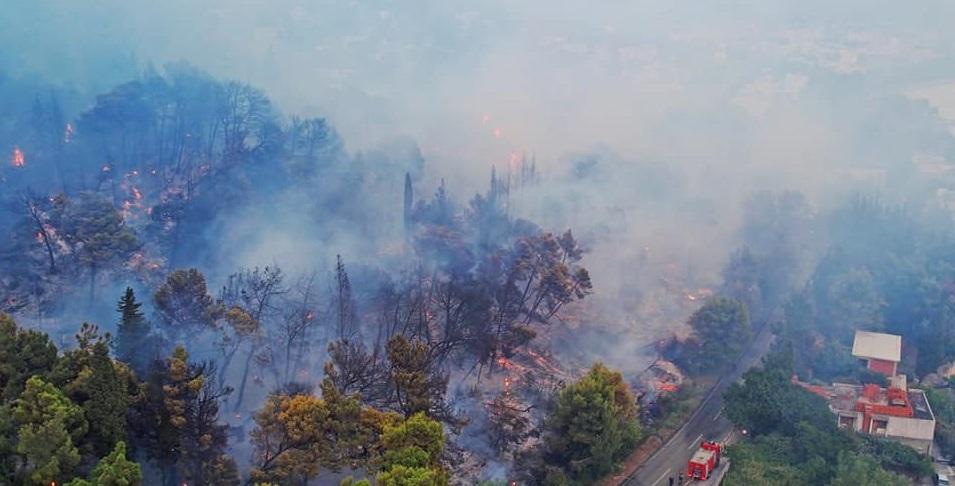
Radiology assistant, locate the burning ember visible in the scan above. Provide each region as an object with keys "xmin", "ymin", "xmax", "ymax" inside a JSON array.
[
  {"xmin": 11, "ymin": 146, "xmax": 24, "ymax": 167},
  {"xmin": 63, "ymin": 123, "xmax": 74, "ymax": 144},
  {"xmin": 101, "ymin": 164, "xmax": 111, "ymax": 172},
  {"xmin": 493, "ymin": 127, "xmax": 502, "ymax": 138}
]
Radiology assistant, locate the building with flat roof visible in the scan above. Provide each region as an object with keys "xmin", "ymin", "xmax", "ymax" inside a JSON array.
[
  {"xmin": 852, "ymin": 330, "xmax": 902, "ymax": 376},
  {"xmin": 797, "ymin": 374, "xmax": 936, "ymax": 454}
]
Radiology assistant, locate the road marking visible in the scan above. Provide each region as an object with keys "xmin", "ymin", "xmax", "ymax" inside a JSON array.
[
  {"xmin": 713, "ymin": 408, "xmax": 723, "ymax": 421},
  {"xmin": 651, "ymin": 467, "xmax": 672, "ymax": 486},
  {"xmin": 687, "ymin": 433, "xmax": 703, "ymax": 450}
]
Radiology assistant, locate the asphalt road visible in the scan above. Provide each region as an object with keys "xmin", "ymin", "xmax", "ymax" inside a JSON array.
[{"xmin": 622, "ymin": 324, "xmax": 775, "ymax": 486}]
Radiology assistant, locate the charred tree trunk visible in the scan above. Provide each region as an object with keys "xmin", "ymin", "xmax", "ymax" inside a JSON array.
[{"xmin": 233, "ymin": 345, "xmax": 256, "ymax": 412}]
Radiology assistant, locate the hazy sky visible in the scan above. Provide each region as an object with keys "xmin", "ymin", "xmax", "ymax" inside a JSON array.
[
  {"xmin": 7, "ymin": 1, "xmax": 955, "ymax": 188},
  {"xmin": 7, "ymin": 1, "xmax": 955, "ymax": 317}
]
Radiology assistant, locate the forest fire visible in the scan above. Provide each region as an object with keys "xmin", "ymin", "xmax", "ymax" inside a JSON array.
[{"xmin": 11, "ymin": 146, "xmax": 24, "ymax": 167}]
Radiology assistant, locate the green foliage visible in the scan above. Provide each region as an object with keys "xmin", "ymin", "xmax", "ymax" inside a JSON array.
[
  {"xmin": 0, "ymin": 408, "xmax": 17, "ymax": 479},
  {"xmin": 153, "ymin": 268, "xmax": 223, "ymax": 336},
  {"xmin": 386, "ymin": 335, "xmax": 450, "ymax": 419},
  {"xmin": 916, "ymin": 297, "xmax": 955, "ymax": 377},
  {"xmin": 79, "ymin": 441, "xmax": 143, "ymax": 486},
  {"xmin": 726, "ymin": 349, "xmax": 933, "ymax": 485},
  {"xmin": 0, "ymin": 313, "xmax": 59, "ymax": 401},
  {"xmin": 830, "ymin": 452, "xmax": 907, "ymax": 486},
  {"xmin": 536, "ymin": 362, "xmax": 639, "ymax": 483},
  {"xmin": 115, "ymin": 287, "xmax": 154, "ymax": 374},
  {"xmin": 811, "ymin": 340, "xmax": 855, "ymax": 380},
  {"xmin": 926, "ymin": 388, "xmax": 955, "ymax": 461},
  {"xmin": 135, "ymin": 346, "xmax": 236, "ymax": 486},
  {"xmin": 377, "ymin": 412, "xmax": 448, "ymax": 486},
  {"xmin": 725, "ymin": 352, "xmax": 834, "ymax": 437},
  {"xmin": 377, "ymin": 464, "xmax": 446, "ymax": 486},
  {"xmin": 14, "ymin": 375, "xmax": 87, "ymax": 484},
  {"xmin": 684, "ymin": 297, "xmax": 751, "ymax": 372},
  {"xmin": 825, "ymin": 267, "xmax": 885, "ymax": 341},
  {"xmin": 340, "ymin": 478, "xmax": 372, "ymax": 486},
  {"xmin": 47, "ymin": 324, "xmax": 132, "ymax": 457},
  {"xmin": 83, "ymin": 336, "xmax": 130, "ymax": 456},
  {"xmin": 54, "ymin": 192, "xmax": 139, "ymax": 300},
  {"xmin": 724, "ymin": 437, "xmax": 805, "ymax": 485},
  {"xmin": 859, "ymin": 435, "xmax": 933, "ymax": 477}
]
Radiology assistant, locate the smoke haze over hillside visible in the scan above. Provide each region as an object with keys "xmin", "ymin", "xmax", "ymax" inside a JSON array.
[{"xmin": 6, "ymin": 1, "xmax": 955, "ymax": 365}]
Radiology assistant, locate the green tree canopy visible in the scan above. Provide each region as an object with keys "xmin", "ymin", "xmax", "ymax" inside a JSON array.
[
  {"xmin": 725, "ymin": 351, "xmax": 834, "ymax": 437},
  {"xmin": 54, "ymin": 192, "xmax": 139, "ymax": 301},
  {"xmin": 0, "ymin": 313, "xmax": 58, "ymax": 401},
  {"xmin": 14, "ymin": 375, "xmax": 87, "ymax": 484},
  {"xmin": 687, "ymin": 297, "xmax": 752, "ymax": 371},
  {"xmin": 66, "ymin": 441, "xmax": 143, "ymax": 486},
  {"xmin": 830, "ymin": 452, "xmax": 907, "ymax": 486},
  {"xmin": 537, "ymin": 362, "xmax": 639, "ymax": 483},
  {"xmin": 153, "ymin": 268, "xmax": 223, "ymax": 338},
  {"xmin": 377, "ymin": 412, "xmax": 448, "ymax": 486}
]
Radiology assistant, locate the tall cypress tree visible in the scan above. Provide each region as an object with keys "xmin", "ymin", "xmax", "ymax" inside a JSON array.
[{"xmin": 116, "ymin": 287, "xmax": 151, "ymax": 374}]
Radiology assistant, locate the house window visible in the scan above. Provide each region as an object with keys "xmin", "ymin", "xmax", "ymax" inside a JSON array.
[
  {"xmin": 838, "ymin": 415, "xmax": 855, "ymax": 429},
  {"xmin": 872, "ymin": 419, "xmax": 889, "ymax": 435}
]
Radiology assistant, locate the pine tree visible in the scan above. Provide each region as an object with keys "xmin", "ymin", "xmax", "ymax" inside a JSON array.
[
  {"xmin": 116, "ymin": 287, "xmax": 152, "ymax": 374},
  {"xmin": 136, "ymin": 347, "xmax": 236, "ymax": 486},
  {"xmin": 66, "ymin": 441, "xmax": 143, "ymax": 486},
  {"xmin": 57, "ymin": 193, "xmax": 140, "ymax": 303},
  {"xmin": 537, "ymin": 363, "xmax": 639, "ymax": 482},
  {"xmin": 14, "ymin": 376, "xmax": 87, "ymax": 484}
]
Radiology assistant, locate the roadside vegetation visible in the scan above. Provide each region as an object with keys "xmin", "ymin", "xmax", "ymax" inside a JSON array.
[{"xmin": 723, "ymin": 346, "xmax": 933, "ymax": 485}]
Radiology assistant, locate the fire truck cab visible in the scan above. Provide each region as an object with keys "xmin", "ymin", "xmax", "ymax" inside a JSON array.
[{"xmin": 686, "ymin": 440, "xmax": 723, "ymax": 481}]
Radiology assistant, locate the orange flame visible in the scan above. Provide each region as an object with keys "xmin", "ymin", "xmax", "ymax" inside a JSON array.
[
  {"xmin": 63, "ymin": 123, "xmax": 74, "ymax": 144},
  {"xmin": 11, "ymin": 146, "xmax": 24, "ymax": 167}
]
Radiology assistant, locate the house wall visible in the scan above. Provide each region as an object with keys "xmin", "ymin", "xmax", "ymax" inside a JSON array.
[
  {"xmin": 885, "ymin": 416, "xmax": 935, "ymax": 442},
  {"xmin": 867, "ymin": 358, "xmax": 897, "ymax": 376}
]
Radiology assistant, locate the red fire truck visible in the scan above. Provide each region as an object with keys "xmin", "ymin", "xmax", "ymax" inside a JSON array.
[{"xmin": 686, "ymin": 441, "xmax": 723, "ymax": 481}]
